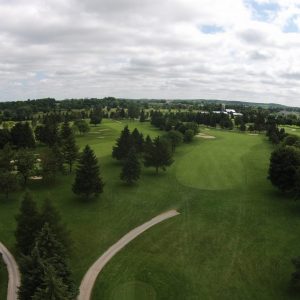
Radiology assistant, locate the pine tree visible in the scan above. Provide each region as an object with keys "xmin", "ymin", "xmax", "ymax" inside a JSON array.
[
  {"xmin": 112, "ymin": 126, "xmax": 133, "ymax": 160},
  {"xmin": 0, "ymin": 171, "xmax": 19, "ymax": 199},
  {"xmin": 60, "ymin": 121, "xmax": 73, "ymax": 140},
  {"xmin": 120, "ymin": 147, "xmax": 141, "ymax": 184},
  {"xmin": 11, "ymin": 122, "xmax": 35, "ymax": 149},
  {"xmin": 72, "ymin": 145, "xmax": 104, "ymax": 199},
  {"xmin": 40, "ymin": 199, "xmax": 72, "ymax": 254},
  {"xmin": 18, "ymin": 246, "xmax": 45, "ymax": 300},
  {"xmin": 0, "ymin": 143, "xmax": 14, "ymax": 171},
  {"xmin": 139, "ymin": 109, "xmax": 146, "ymax": 122},
  {"xmin": 61, "ymin": 134, "xmax": 79, "ymax": 173},
  {"xmin": 131, "ymin": 128, "xmax": 144, "ymax": 153},
  {"xmin": 144, "ymin": 135, "xmax": 153, "ymax": 153},
  {"xmin": 15, "ymin": 193, "xmax": 41, "ymax": 256},
  {"xmin": 32, "ymin": 265, "xmax": 73, "ymax": 300},
  {"xmin": 19, "ymin": 223, "xmax": 77, "ymax": 300},
  {"xmin": 144, "ymin": 136, "xmax": 174, "ymax": 174}
]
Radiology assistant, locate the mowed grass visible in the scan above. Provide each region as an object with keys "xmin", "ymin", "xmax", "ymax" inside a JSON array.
[
  {"xmin": 280, "ymin": 125, "xmax": 300, "ymax": 137},
  {"xmin": 0, "ymin": 120, "xmax": 300, "ymax": 299}
]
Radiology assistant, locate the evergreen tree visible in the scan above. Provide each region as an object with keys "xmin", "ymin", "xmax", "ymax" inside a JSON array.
[
  {"xmin": 144, "ymin": 135, "xmax": 153, "ymax": 153},
  {"xmin": 60, "ymin": 121, "xmax": 73, "ymax": 140},
  {"xmin": 131, "ymin": 128, "xmax": 144, "ymax": 153},
  {"xmin": 19, "ymin": 223, "xmax": 77, "ymax": 300},
  {"xmin": 18, "ymin": 246, "xmax": 45, "ymax": 300},
  {"xmin": 139, "ymin": 109, "xmax": 146, "ymax": 122},
  {"xmin": 11, "ymin": 122, "xmax": 35, "ymax": 149},
  {"xmin": 112, "ymin": 126, "xmax": 133, "ymax": 160},
  {"xmin": 15, "ymin": 193, "xmax": 41, "ymax": 256},
  {"xmin": 41, "ymin": 147, "xmax": 64, "ymax": 182},
  {"xmin": 32, "ymin": 265, "xmax": 73, "ymax": 300},
  {"xmin": 35, "ymin": 122, "xmax": 60, "ymax": 147},
  {"xmin": 72, "ymin": 145, "xmax": 104, "ymax": 199},
  {"xmin": 90, "ymin": 107, "xmax": 102, "ymax": 126},
  {"xmin": 61, "ymin": 134, "xmax": 79, "ymax": 173},
  {"xmin": 291, "ymin": 257, "xmax": 300, "ymax": 290},
  {"xmin": 0, "ymin": 171, "xmax": 19, "ymax": 199},
  {"xmin": 0, "ymin": 143, "xmax": 14, "ymax": 171},
  {"xmin": 40, "ymin": 199, "xmax": 72, "ymax": 254},
  {"xmin": 144, "ymin": 136, "xmax": 174, "ymax": 173},
  {"xmin": 120, "ymin": 147, "xmax": 141, "ymax": 184}
]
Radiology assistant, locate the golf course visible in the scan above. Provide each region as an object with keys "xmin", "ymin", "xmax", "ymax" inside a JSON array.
[{"xmin": 1, "ymin": 119, "xmax": 300, "ymax": 299}]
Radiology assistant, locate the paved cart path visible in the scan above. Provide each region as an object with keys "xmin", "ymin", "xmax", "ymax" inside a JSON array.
[
  {"xmin": 0, "ymin": 242, "xmax": 20, "ymax": 300},
  {"xmin": 78, "ymin": 209, "xmax": 180, "ymax": 300}
]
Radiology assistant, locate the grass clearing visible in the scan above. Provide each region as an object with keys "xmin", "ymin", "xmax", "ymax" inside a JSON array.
[{"xmin": 0, "ymin": 120, "xmax": 300, "ymax": 299}]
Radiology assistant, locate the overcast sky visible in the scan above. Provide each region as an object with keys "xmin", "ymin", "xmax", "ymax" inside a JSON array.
[{"xmin": 0, "ymin": 0, "xmax": 300, "ymax": 106}]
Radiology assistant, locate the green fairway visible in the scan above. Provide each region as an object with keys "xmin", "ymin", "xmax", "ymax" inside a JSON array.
[
  {"xmin": 0, "ymin": 120, "xmax": 300, "ymax": 299},
  {"xmin": 280, "ymin": 125, "xmax": 300, "ymax": 137}
]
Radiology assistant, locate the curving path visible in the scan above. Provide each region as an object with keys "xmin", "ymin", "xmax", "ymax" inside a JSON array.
[
  {"xmin": 78, "ymin": 209, "xmax": 180, "ymax": 300},
  {"xmin": 0, "ymin": 242, "xmax": 20, "ymax": 300}
]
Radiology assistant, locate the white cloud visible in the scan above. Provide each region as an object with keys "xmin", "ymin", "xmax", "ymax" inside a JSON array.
[{"xmin": 0, "ymin": 0, "xmax": 299, "ymax": 106}]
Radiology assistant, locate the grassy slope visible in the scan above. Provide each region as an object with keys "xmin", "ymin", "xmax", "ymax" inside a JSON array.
[{"xmin": 0, "ymin": 120, "xmax": 299, "ymax": 299}]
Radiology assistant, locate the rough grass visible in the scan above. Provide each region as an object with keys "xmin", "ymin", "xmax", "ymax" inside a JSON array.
[{"xmin": 0, "ymin": 120, "xmax": 300, "ymax": 299}]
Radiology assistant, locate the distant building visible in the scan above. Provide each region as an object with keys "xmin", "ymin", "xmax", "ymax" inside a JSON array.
[{"xmin": 225, "ymin": 109, "xmax": 236, "ymax": 113}]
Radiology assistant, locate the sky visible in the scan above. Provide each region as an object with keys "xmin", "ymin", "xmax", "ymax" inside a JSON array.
[{"xmin": 0, "ymin": 0, "xmax": 300, "ymax": 106}]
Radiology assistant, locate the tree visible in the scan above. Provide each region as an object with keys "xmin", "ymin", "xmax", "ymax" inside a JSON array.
[
  {"xmin": 144, "ymin": 136, "xmax": 174, "ymax": 173},
  {"xmin": 40, "ymin": 199, "xmax": 72, "ymax": 254},
  {"xmin": 112, "ymin": 126, "xmax": 133, "ymax": 160},
  {"xmin": 184, "ymin": 129, "xmax": 194, "ymax": 143},
  {"xmin": 15, "ymin": 148, "xmax": 36, "ymax": 185},
  {"xmin": 139, "ymin": 109, "xmax": 146, "ymax": 122},
  {"xmin": 164, "ymin": 130, "xmax": 183, "ymax": 152},
  {"xmin": 0, "ymin": 143, "xmax": 14, "ymax": 171},
  {"xmin": 11, "ymin": 122, "xmax": 35, "ymax": 148},
  {"xmin": 0, "ymin": 128, "xmax": 11, "ymax": 149},
  {"xmin": 61, "ymin": 134, "xmax": 79, "ymax": 173},
  {"xmin": 72, "ymin": 145, "xmax": 104, "ymax": 199},
  {"xmin": 291, "ymin": 257, "xmax": 300, "ymax": 290},
  {"xmin": 60, "ymin": 121, "xmax": 73, "ymax": 140},
  {"xmin": 268, "ymin": 146, "xmax": 300, "ymax": 193},
  {"xmin": 35, "ymin": 122, "xmax": 60, "ymax": 147},
  {"xmin": 32, "ymin": 265, "xmax": 74, "ymax": 300},
  {"xmin": 120, "ymin": 147, "xmax": 141, "ymax": 184},
  {"xmin": 41, "ymin": 147, "xmax": 64, "ymax": 183},
  {"xmin": 90, "ymin": 107, "xmax": 102, "ymax": 126},
  {"xmin": 15, "ymin": 193, "xmax": 41, "ymax": 256},
  {"xmin": 74, "ymin": 120, "xmax": 90, "ymax": 135},
  {"xmin": 131, "ymin": 128, "xmax": 144, "ymax": 153},
  {"xmin": 19, "ymin": 223, "xmax": 77, "ymax": 300},
  {"xmin": 0, "ymin": 171, "xmax": 19, "ymax": 199}
]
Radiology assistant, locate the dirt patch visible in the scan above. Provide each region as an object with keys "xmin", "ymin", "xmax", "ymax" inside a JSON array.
[{"xmin": 196, "ymin": 133, "xmax": 216, "ymax": 139}]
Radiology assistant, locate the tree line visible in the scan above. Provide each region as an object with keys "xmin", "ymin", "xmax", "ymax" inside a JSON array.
[{"xmin": 267, "ymin": 125, "xmax": 300, "ymax": 290}]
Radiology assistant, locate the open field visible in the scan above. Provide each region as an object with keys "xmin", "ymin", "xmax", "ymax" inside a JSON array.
[{"xmin": 1, "ymin": 120, "xmax": 300, "ymax": 299}]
